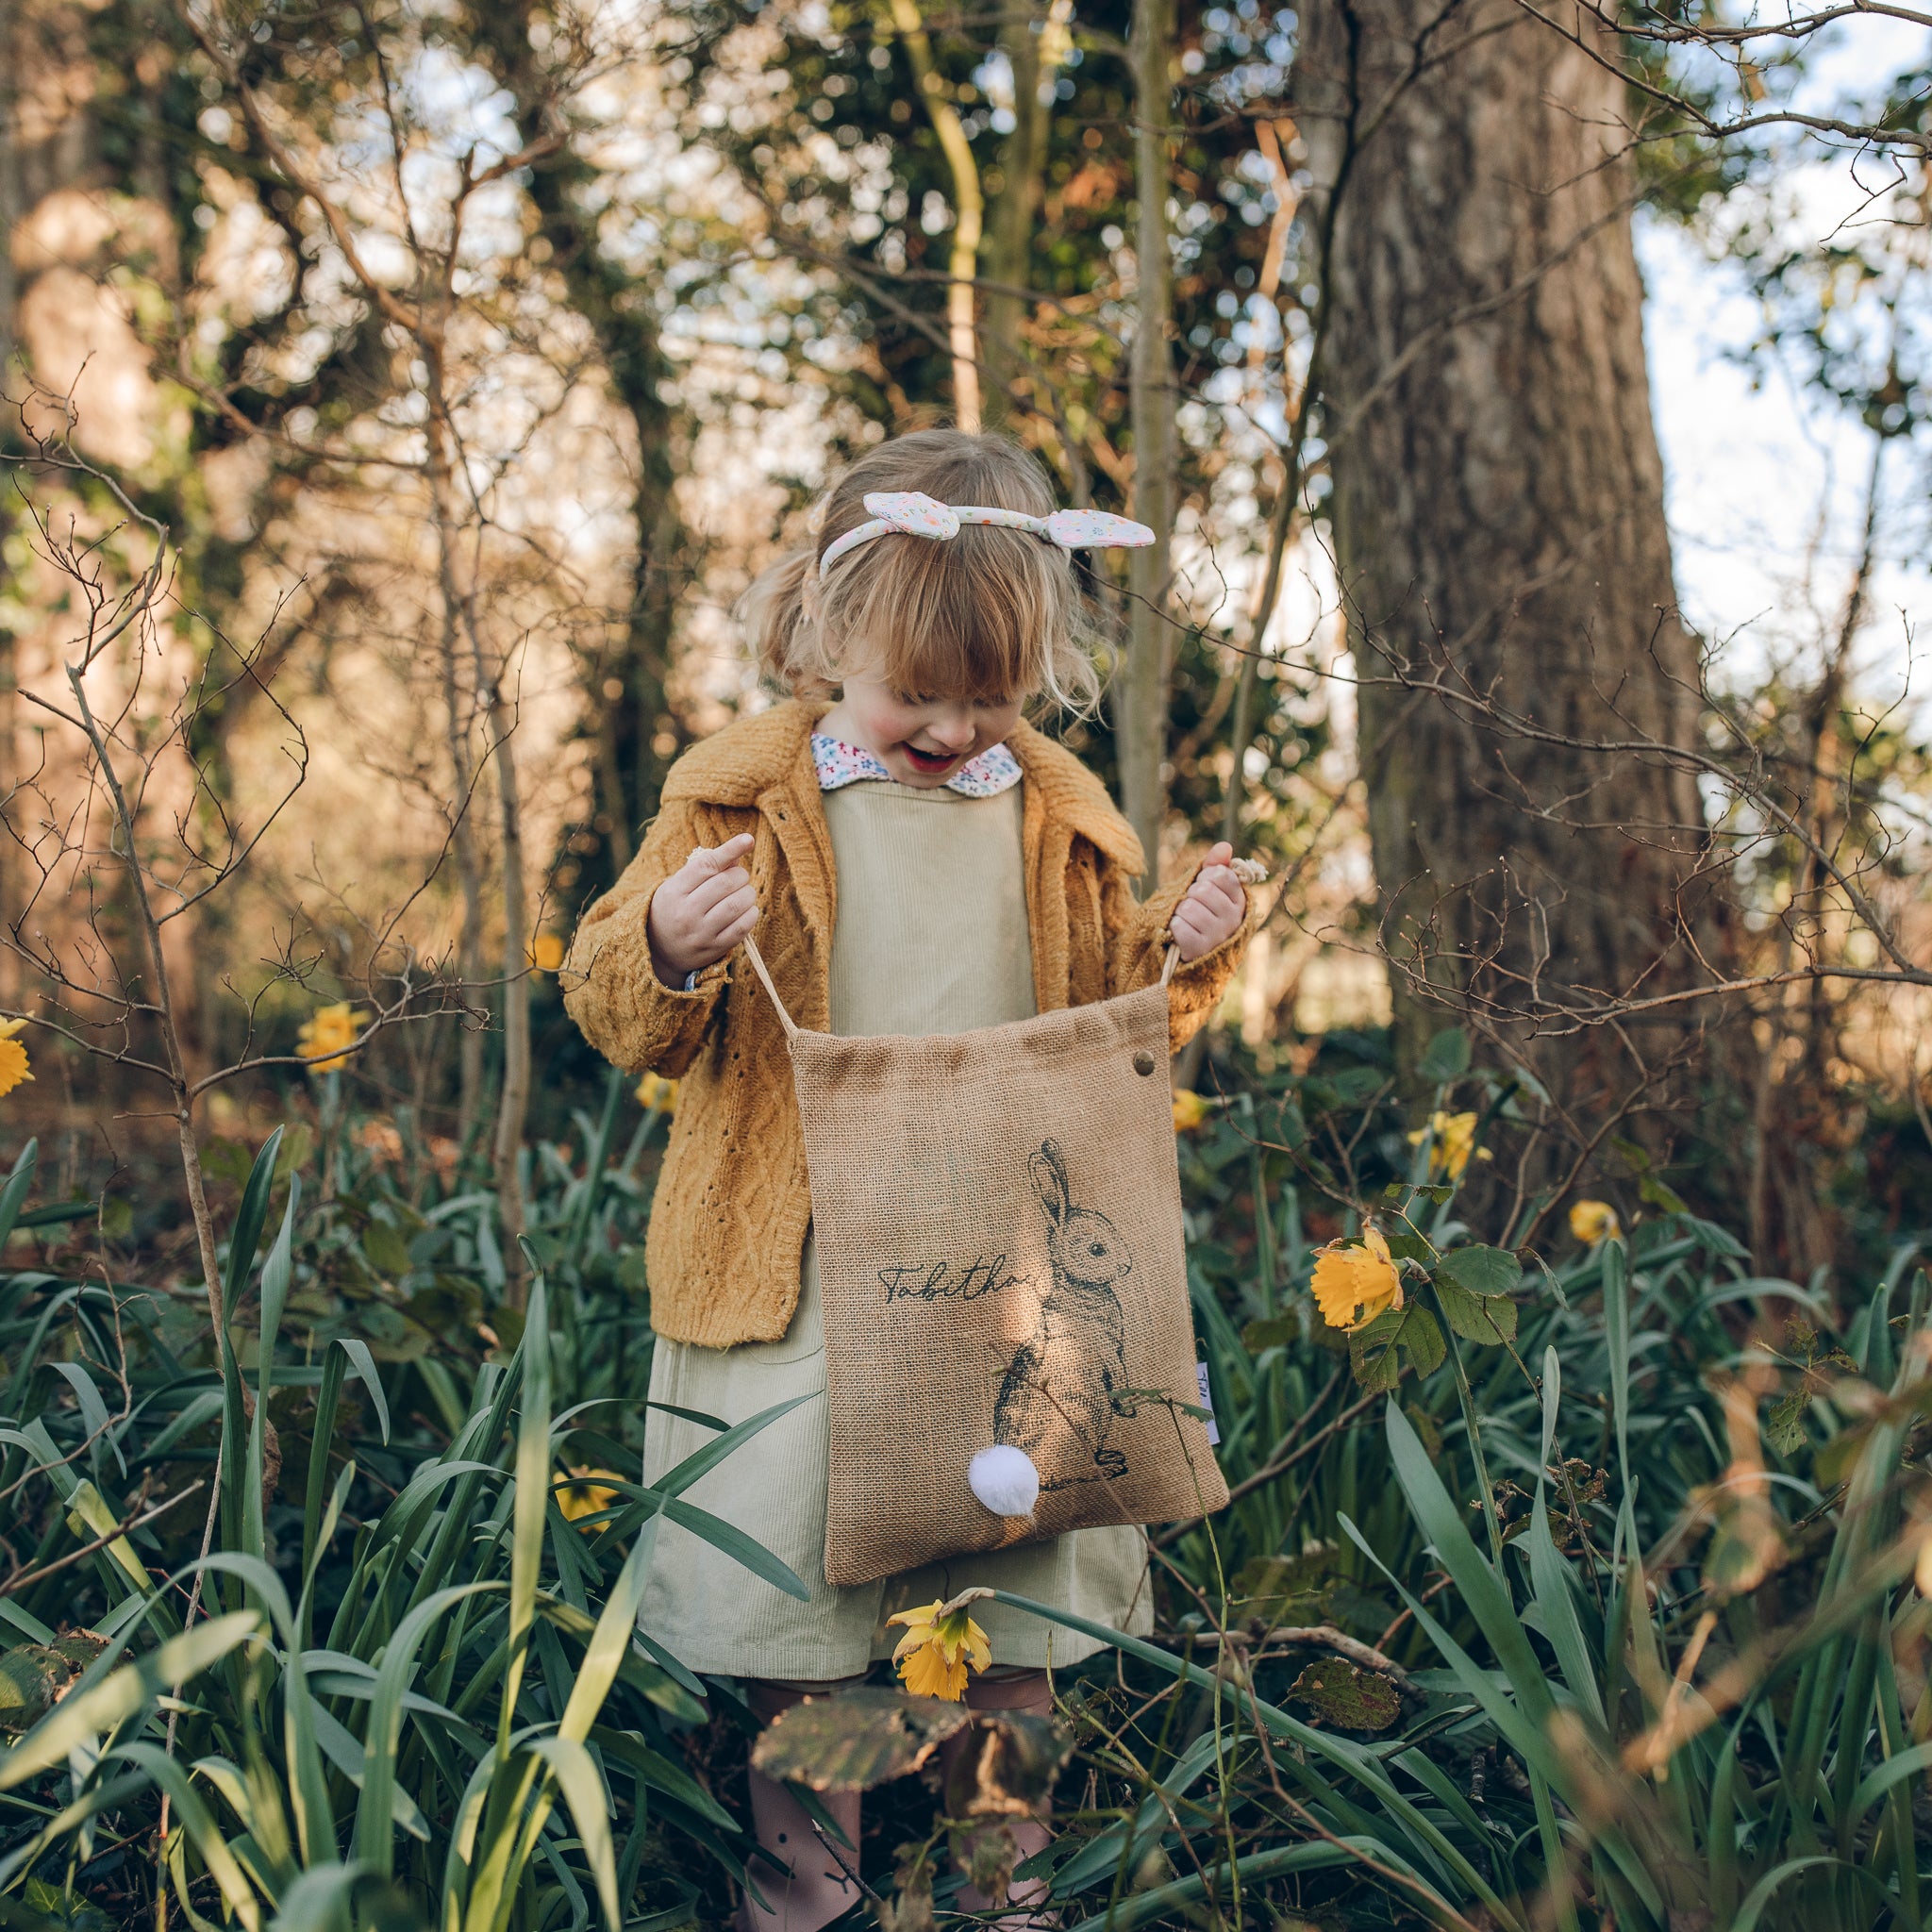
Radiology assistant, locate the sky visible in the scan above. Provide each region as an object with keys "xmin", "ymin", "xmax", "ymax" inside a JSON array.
[{"xmin": 1638, "ymin": 21, "xmax": 1928, "ymax": 725}]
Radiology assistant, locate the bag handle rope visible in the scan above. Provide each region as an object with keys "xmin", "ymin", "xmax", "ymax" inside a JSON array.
[{"xmin": 738, "ymin": 930, "xmax": 1182, "ymax": 1041}]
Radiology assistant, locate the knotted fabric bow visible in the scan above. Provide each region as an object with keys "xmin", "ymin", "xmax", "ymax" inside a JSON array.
[{"xmin": 815, "ymin": 491, "xmax": 1156, "ymax": 579}]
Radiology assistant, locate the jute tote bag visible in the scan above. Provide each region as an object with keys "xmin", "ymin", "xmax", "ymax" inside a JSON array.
[{"xmin": 740, "ymin": 935, "xmax": 1228, "ymax": 1588}]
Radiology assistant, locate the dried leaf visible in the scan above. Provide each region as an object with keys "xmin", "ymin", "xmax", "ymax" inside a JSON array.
[
  {"xmin": 942, "ymin": 1711, "xmax": 1074, "ymax": 1818},
  {"xmin": 0, "ymin": 1631, "xmax": 106, "ymax": 1734},
  {"xmin": 949, "ymin": 1818, "xmax": 1017, "ymax": 1900},
  {"xmin": 876, "ymin": 1843, "xmax": 936, "ymax": 1932},
  {"xmin": 751, "ymin": 1688, "xmax": 970, "ymax": 1791},
  {"xmin": 1289, "ymin": 1658, "xmax": 1401, "ymax": 1731}
]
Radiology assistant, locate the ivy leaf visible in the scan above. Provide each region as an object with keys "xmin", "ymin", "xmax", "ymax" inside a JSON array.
[
  {"xmin": 1383, "ymin": 1232, "xmax": 1437, "ymax": 1265},
  {"xmin": 1437, "ymin": 1245, "xmax": 1523, "ymax": 1297},
  {"xmin": 1436, "ymin": 1276, "xmax": 1519, "ymax": 1346},
  {"xmin": 1765, "ymin": 1390, "xmax": 1809, "ymax": 1458}
]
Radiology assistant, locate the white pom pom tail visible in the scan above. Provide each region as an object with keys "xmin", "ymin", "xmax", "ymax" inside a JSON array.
[{"xmin": 968, "ymin": 1445, "xmax": 1041, "ymax": 1519}]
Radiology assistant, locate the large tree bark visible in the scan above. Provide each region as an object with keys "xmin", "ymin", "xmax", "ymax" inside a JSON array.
[{"xmin": 1298, "ymin": 0, "xmax": 1724, "ymax": 1159}]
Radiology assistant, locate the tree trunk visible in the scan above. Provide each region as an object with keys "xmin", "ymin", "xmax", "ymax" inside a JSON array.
[
  {"xmin": 437, "ymin": 576, "xmax": 490, "ymax": 1144},
  {"xmin": 0, "ymin": 27, "xmax": 18, "ymax": 1017},
  {"xmin": 981, "ymin": 0, "xmax": 1056, "ymax": 425},
  {"xmin": 425, "ymin": 385, "xmax": 530, "ymax": 1281},
  {"xmin": 1120, "ymin": 0, "xmax": 1177, "ymax": 875},
  {"xmin": 471, "ymin": 0, "xmax": 691, "ymax": 902},
  {"xmin": 1298, "ymin": 0, "xmax": 1724, "ymax": 1161}
]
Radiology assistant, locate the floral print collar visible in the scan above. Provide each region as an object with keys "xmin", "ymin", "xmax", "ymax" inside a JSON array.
[{"xmin": 810, "ymin": 734, "xmax": 1023, "ymax": 798}]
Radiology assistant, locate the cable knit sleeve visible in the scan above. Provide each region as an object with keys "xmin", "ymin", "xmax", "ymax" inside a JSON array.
[
  {"xmin": 561, "ymin": 797, "xmax": 735, "ymax": 1079},
  {"xmin": 1102, "ymin": 855, "xmax": 1257, "ymax": 1053}
]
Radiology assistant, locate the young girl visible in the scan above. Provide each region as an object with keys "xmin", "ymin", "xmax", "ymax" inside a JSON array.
[{"xmin": 564, "ymin": 430, "xmax": 1253, "ymax": 1929}]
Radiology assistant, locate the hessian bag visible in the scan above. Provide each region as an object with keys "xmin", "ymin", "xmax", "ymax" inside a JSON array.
[{"xmin": 739, "ymin": 934, "xmax": 1229, "ymax": 1588}]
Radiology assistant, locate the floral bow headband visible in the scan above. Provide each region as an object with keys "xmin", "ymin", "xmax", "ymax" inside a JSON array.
[{"xmin": 814, "ymin": 491, "xmax": 1157, "ymax": 580}]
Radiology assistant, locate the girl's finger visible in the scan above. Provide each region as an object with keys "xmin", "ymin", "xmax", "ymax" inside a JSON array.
[
  {"xmin": 1191, "ymin": 870, "xmax": 1243, "ymax": 910},
  {"xmin": 704, "ymin": 885, "xmax": 758, "ymax": 934},
  {"xmin": 686, "ymin": 865, "xmax": 754, "ymax": 918},
  {"xmin": 687, "ymin": 834, "xmax": 755, "ymax": 875}
]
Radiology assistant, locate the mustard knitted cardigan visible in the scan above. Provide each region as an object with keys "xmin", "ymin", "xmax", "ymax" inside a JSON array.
[{"xmin": 562, "ymin": 701, "xmax": 1254, "ymax": 1347}]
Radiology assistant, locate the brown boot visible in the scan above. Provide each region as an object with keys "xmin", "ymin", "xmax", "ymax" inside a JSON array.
[
  {"xmin": 741, "ymin": 1680, "xmax": 866, "ymax": 1932},
  {"xmin": 941, "ymin": 1671, "xmax": 1058, "ymax": 1929}
]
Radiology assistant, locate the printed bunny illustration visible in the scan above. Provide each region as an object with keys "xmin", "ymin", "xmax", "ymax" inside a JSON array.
[{"xmin": 987, "ymin": 1140, "xmax": 1133, "ymax": 1494}]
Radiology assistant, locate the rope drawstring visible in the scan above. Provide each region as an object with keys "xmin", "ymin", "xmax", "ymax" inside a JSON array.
[
  {"xmin": 739, "ymin": 931, "xmax": 800, "ymax": 1039},
  {"xmin": 739, "ymin": 930, "xmax": 1180, "ymax": 1035}
]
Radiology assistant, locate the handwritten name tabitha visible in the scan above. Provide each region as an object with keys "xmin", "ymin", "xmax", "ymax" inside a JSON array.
[{"xmin": 878, "ymin": 1256, "xmax": 1030, "ymax": 1303}]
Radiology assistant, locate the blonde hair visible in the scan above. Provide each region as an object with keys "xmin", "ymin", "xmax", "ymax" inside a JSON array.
[{"xmin": 741, "ymin": 430, "xmax": 1108, "ymax": 712}]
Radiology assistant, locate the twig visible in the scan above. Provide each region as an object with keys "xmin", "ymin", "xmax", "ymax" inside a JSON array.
[
  {"xmin": 1178, "ymin": 1623, "xmax": 1411, "ymax": 1687},
  {"xmin": 1151, "ymin": 1388, "xmax": 1381, "ymax": 1546},
  {"xmin": 0, "ymin": 1482, "xmax": 201, "ymax": 1597}
]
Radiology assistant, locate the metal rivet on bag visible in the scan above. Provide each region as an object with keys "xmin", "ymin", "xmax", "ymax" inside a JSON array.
[{"xmin": 1133, "ymin": 1050, "xmax": 1156, "ymax": 1075}]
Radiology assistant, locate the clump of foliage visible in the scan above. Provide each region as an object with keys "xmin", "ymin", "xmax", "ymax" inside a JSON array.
[{"xmin": 5, "ymin": 1035, "xmax": 1932, "ymax": 1929}]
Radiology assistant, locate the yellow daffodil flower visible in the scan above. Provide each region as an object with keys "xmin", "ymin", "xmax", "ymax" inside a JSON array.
[
  {"xmin": 636, "ymin": 1073, "xmax": 679, "ymax": 1115},
  {"xmin": 556, "ymin": 1467, "xmax": 625, "ymax": 1533},
  {"xmin": 296, "ymin": 1002, "xmax": 371, "ymax": 1074},
  {"xmin": 0, "ymin": 1019, "xmax": 33, "ymax": 1100},
  {"xmin": 528, "ymin": 932, "xmax": 565, "ymax": 974},
  {"xmin": 1310, "ymin": 1226, "xmax": 1404, "ymax": 1332},
  {"xmin": 1407, "ymin": 1110, "xmax": 1491, "ymax": 1180},
  {"xmin": 887, "ymin": 1596, "xmax": 992, "ymax": 1701},
  {"xmin": 1569, "ymin": 1200, "xmax": 1622, "ymax": 1246},
  {"xmin": 1172, "ymin": 1090, "xmax": 1210, "ymax": 1132}
]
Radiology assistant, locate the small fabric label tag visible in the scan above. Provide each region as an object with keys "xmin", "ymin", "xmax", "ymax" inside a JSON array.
[{"xmin": 1195, "ymin": 1360, "xmax": 1220, "ymax": 1446}]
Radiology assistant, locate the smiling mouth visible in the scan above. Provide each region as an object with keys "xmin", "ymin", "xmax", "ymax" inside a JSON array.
[{"xmin": 902, "ymin": 744, "xmax": 963, "ymax": 773}]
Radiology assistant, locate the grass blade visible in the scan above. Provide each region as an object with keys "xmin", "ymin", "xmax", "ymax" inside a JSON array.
[
  {"xmin": 352, "ymin": 1582, "xmax": 501, "ymax": 1875},
  {"xmin": 0, "ymin": 1611, "xmax": 260, "ymax": 1789},
  {"xmin": 499, "ymin": 1271, "xmax": 551, "ymax": 1762},
  {"xmin": 246, "ymin": 1175, "xmax": 300, "ymax": 1557}
]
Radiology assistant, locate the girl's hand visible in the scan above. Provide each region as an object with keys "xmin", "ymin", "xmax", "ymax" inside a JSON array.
[
  {"xmin": 648, "ymin": 834, "xmax": 759, "ymax": 986},
  {"xmin": 1170, "ymin": 841, "xmax": 1246, "ymax": 962}
]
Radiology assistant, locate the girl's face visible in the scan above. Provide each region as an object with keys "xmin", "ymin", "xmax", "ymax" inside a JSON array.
[{"xmin": 824, "ymin": 669, "xmax": 1025, "ymax": 788}]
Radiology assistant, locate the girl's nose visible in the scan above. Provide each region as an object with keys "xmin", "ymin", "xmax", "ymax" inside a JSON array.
[{"xmin": 928, "ymin": 708, "xmax": 977, "ymax": 749}]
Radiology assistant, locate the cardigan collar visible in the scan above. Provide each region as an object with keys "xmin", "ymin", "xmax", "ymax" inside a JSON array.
[{"xmin": 659, "ymin": 699, "xmax": 1143, "ymax": 873}]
